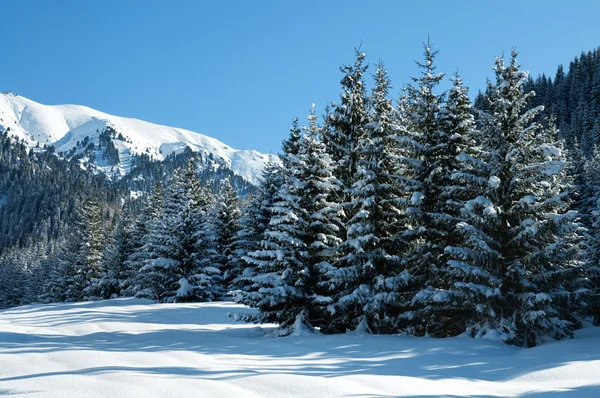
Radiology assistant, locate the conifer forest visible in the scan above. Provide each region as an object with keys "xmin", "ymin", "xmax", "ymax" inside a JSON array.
[{"xmin": 4, "ymin": 43, "xmax": 600, "ymax": 350}]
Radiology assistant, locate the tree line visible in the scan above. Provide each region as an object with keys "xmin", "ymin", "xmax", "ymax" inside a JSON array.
[{"xmin": 3, "ymin": 42, "xmax": 600, "ymax": 348}]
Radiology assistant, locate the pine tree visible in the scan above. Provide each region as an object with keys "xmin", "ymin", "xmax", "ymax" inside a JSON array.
[
  {"xmin": 78, "ymin": 197, "xmax": 106, "ymax": 301},
  {"xmin": 88, "ymin": 214, "xmax": 135, "ymax": 299},
  {"xmin": 234, "ymin": 111, "xmax": 344, "ymax": 333},
  {"xmin": 477, "ymin": 51, "xmax": 584, "ymax": 346},
  {"xmin": 126, "ymin": 183, "xmax": 164, "ymax": 297},
  {"xmin": 326, "ymin": 63, "xmax": 406, "ymax": 333},
  {"xmin": 0, "ymin": 255, "xmax": 28, "ymax": 308},
  {"xmin": 325, "ymin": 48, "xmax": 369, "ymax": 205},
  {"xmin": 281, "ymin": 118, "xmax": 301, "ymax": 168},
  {"xmin": 228, "ymin": 157, "xmax": 283, "ymax": 292},
  {"xmin": 398, "ymin": 40, "xmax": 451, "ymax": 335},
  {"xmin": 51, "ymin": 197, "xmax": 106, "ymax": 302},
  {"xmin": 234, "ymin": 124, "xmax": 310, "ymax": 334},
  {"xmin": 212, "ymin": 177, "xmax": 241, "ymax": 294},
  {"xmin": 137, "ymin": 160, "xmax": 220, "ymax": 302},
  {"xmin": 426, "ymin": 73, "xmax": 500, "ymax": 336},
  {"xmin": 297, "ymin": 105, "xmax": 344, "ymax": 330},
  {"xmin": 578, "ymin": 147, "xmax": 600, "ymax": 229},
  {"xmin": 583, "ymin": 195, "xmax": 600, "ymax": 322}
]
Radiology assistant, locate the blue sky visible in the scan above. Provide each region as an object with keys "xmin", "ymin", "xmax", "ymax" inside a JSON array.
[{"xmin": 1, "ymin": 0, "xmax": 599, "ymax": 153}]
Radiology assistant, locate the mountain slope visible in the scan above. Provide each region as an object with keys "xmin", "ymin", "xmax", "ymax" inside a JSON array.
[
  {"xmin": 0, "ymin": 298, "xmax": 599, "ymax": 397},
  {"xmin": 0, "ymin": 93, "xmax": 270, "ymax": 183}
]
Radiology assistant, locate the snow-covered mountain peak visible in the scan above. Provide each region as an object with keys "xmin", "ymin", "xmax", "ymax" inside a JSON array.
[{"xmin": 0, "ymin": 93, "xmax": 271, "ymax": 183}]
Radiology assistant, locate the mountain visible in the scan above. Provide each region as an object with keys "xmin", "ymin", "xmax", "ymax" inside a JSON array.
[{"xmin": 0, "ymin": 92, "xmax": 270, "ymax": 184}]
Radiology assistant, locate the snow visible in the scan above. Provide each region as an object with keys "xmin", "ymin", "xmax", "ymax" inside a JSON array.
[
  {"xmin": 488, "ymin": 175, "xmax": 501, "ymax": 189},
  {"xmin": 176, "ymin": 278, "xmax": 192, "ymax": 297},
  {"xmin": 539, "ymin": 143, "xmax": 562, "ymax": 158},
  {"xmin": 520, "ymin": 195, "xmax": 537, "ymax": 206},
  {"xmin": 411, "ymin": 191, "xmax": 424, "ymax": 205},
  {"xmin": 465, "ymin": 196, "xmax": 498, "ymax": 217},
  {"xmin": 1, "ymin": 298, "xmax": 599, "ymax": 397},
  {"xmin": 0, "ymin": 93, "xmax": 271, "ymax": 184}
]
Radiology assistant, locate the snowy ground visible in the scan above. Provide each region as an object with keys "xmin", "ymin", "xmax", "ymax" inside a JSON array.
[{"xmin": 0, "ymin": 299, "xmax": 599, "ymax": 397}]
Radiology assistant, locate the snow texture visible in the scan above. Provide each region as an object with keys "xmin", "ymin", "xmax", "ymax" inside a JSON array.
[{"xmin": 0, "ymin": 298, "xmax": 599, "ymax": 397}]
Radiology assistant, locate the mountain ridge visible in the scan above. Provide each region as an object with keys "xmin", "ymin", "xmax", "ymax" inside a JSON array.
[{"xmin": 0, "ymin": 92, "xmax": 270, "ymax": 183}]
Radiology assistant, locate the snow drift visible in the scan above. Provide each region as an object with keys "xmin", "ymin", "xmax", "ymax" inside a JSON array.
[{"xmin": 0, "ymin": 298, "xmax": 599, "ymax": 397}]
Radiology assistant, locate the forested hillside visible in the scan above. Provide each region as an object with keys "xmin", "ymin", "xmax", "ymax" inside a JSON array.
[{"xmin": 0, "ymin": 133, "xmax": 255, "ymax": 306}]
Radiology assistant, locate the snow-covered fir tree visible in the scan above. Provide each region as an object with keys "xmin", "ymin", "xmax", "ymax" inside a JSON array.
[
  {"xmin": 137, "ymin": 160, "xmax": 220, "ymax": 303},
  {"xmin": 87, "ymin": 213, "xmax": 136, "ymax": 299},
  {"xmin": 235, "ymin": 111, "xmax": 343, "ymax": 333},
  {"xmin": 228, "ymin": 157, "xmax": 284, "ymax": 292},
  {"xmin": 0, "ymin": 250, "xmax": 30, "ymax": 308},
  {"xmin": 211, "ymin": 177, "xmax": 241, "ymax": 294},
  {"xmin": 124, "ymin": 183, "xmax": 164, "ymax": 297},
  {"xmin": 477, "ymin": 51, "xmax": 584, "ymax": 346},
  {"xmin": 233, "ymin": 121, "xmax": 310, "ymax": 334},
  {"xmin": 578, "ymin": 147, "xmax": 600, "ymax": 230},
  {"xmin": 584, "ymin": 192, "xmax": 600, "ymax": 322},
  {"xmin": 326, "ymin": 63, "xmax": 406, "ymax": 333},
  {"xmin": 400, "ymin": 40, "xmax": 457, "ymax": 336},
  {"xmin": 281, "ymin": 118, "xmax": 301, "ymax": 166},
  {"xmin": 296, "ymin": 105, "xmax": 344, "ymax": 331},
  {"xmin": 423, "ymin": 73, "xmax": 499, "ymax": 336},
  {"xmin": 325, "ymin": 48, "xmax": 369, "ymax": 206},
  {"xmin": 48, "ymin": 197, "xmax": 106, "ymax": 302}
]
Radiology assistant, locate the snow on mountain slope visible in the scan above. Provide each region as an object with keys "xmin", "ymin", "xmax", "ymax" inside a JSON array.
[
  {"xmin": 1, "ymin": 298, "xmax": 599, "ymax": 397},
  {"xmin": 0, "ymin": 92, "xmax": 271, "ymax": 183}
]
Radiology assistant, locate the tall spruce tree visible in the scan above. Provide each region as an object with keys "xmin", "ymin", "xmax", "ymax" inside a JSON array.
[
  {"xmin": 229, "ymin": 156, "xmax": 283, "ymax": 292},
  {"xmin": 137, "ymin": 160, "xmax": 220, "ymax": 302},
  {"xmin": 477, "ymin": 51, "xmax": 584, "ymax": 346},
  {"xmin": 211, "ymin": 177, "xmax": 241, "ymax": 294},
  {"xmin": 88, "ymin": 213, "xmax": 135, "ymax": 299},
  {"xmin": 51, "ymin": 197, "xmax": 106, "ymax": 302},
  {"xmin": 327, "ymin": 63, "xmax": 406, "ymax": 333},
  {"xmin": 235, "ymin": 111, "xmax": 343, "ymax": 333},
  {"xmin": 424, "ymin": 73, "xmax": 500, "ymax": 336},
  {"xmin": 234, "ymin": 121, "xmax": 310, "ymax": 334},
  {"xmin": 398, "ymin": 40, "xmax": 452, "ymax": 335},
  {"xmin": 297, "ymin": 105, "xmax": 343, "ymax": 330},
  {"xmin": 125, "ymin": 183, "xmax": 164, "ymax": 297},
  {"xmin": 325, "ymin": 48, "xmax": 369, "ymax": 205}
]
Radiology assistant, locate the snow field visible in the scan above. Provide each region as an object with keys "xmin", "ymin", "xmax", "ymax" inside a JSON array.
[{"xmin": 0, "ymin": 298, "xmax": 599, "ymax": 397}]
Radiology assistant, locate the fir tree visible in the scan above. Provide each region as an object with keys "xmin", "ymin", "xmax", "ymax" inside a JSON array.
[
  {"xmin": 327, "ymin": 63, "xmax": 406, "ymax": 333},
  {"xmin": 397, "ymin": 40, "xmax": 450, "ymax": 335},
  {"xmin": 211, "ymin": 177, "xmax": 241, "ymax": 294},
  {"xmin": 325, "ymin": 48, "xmax": 369, "ymax": 204},
  {"xmin": 427, "ymin": 73, "xmax": 499, "ymax": 336},
  {"xmin": 137, "ymin": 160, "xmax": 220, "ymax": 303},
  {"xmin": 477, "ymin": 51, "xmax": 584, "ymax": 346},
  {"xmin": 60, "ymin": 197, "xmax": 105, "ymax": 302},
  {"xmin": 234, "ymin": 110, "xmax": 344, "ymax": 333},
  {"xmin": 297, "ymin": 105, "xmax": 344, "ymax": 330},
  {"xmin": 234, "ymin": 124, "xmax": 310, "ymax": 334},
  {"xmin": 88, "ymin": 214, "xmax": 135, "ymax": 299},
  {"xmin": 229, "ymin": 157, "xmax": 283, "ymax": 292},
  {"xmin": 126, "ymin": 183, "xmax": 164, "ymax": 297}
]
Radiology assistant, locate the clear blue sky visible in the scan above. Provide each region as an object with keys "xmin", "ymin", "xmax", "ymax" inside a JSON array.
[{"xmin": 1, "ymin": 0, "xmax": 599, "ymax": 153}]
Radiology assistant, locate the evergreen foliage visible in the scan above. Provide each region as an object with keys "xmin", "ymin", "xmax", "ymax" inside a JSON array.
[
  {"xmin": 136, "ymin": 160, "xmax": 221, "ymax": 302},
  {"xmin": 2, "ymin": 42, "xmax": 598, "ymax": 349}
]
